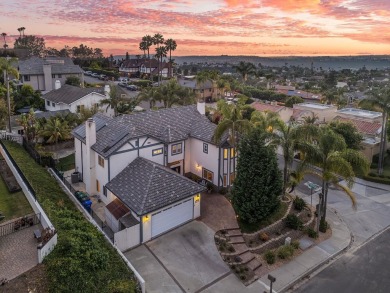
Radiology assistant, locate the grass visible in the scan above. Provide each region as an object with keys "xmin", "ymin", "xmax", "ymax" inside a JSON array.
[
  {"xmin": 1, "ymin": 140, "xmax": 138, "ymax": 293},
  {"xmin": 56, "ymin": 153, "xmax": 75, "ymax": 171},
  {"xmin": 238, "ymin": 201, "xmax": 289, "ymax": 233},
  {"xmin": 0, "ymin": 176, "xmax": 32, "ymax": 221}
]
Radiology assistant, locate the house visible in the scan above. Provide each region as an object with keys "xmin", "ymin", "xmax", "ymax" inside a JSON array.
[
  {"xmin": 72, "ymin": 102, "xmax": 234, "ymax": 249},
  {"xmin": 251, "ymin": 101, "xmax": 293, "ymax": 123},
  {"xmin": 177, "ymin": 76, "xmax": 217, "ymax": 102},
  {"xmin": 293, "ymin": 103, "xmax": 337, "ymax": 123},
  {"xmin": 333, "ymin": 108, "xmax": 383, "ymax": 162},
  {"xmin": 18, "ymin": 56, "xmax": 83, "ymax": 93},
  {"xmin": 119, "ymin": 58, "xmax": 171, "ymax": 78},
  {"xmin": 42, "ymin": 82, "xmax": 113, "ymax": 116}
]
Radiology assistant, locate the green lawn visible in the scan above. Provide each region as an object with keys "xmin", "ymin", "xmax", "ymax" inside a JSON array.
[
  {"xmin": 56, "ymin": 153, "xmax": 75, "ymax": 171},
  {"xmin": 0, "ymin": 176, "xmax": 32, "ymax": 222},
  {"xmin": 238, "ymin": 201, "xmax": 289, "ymax": 233}
]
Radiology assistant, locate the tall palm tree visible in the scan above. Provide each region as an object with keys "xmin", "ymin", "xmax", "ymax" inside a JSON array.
[
  {"xmin": 359, "ymin": 87, "xmax": 390, "ymax": 175},
  {"xmin": 142, "ymin": 35, "xmax": 153, "ymax": 80},
  {"xmin": 216, "ymin": 78, "xmax": 230, "ymax": 100},
  {"xmin": 195, "ymin": 72, "xmax": 208, "ymax": 102},
  {"xmin": 100, "ymin": 85, "xmax": 122, "ymax": 117},
  {"xmin": 155, "ymin": 46, "xmax": 167, "ymax": 85},
  {"xmin": 17, "ymin": 27, "xmax": 22, "ymax": 38},
  {"xmin": 1, "ymin": 33, "xmax": 6, "ymax": 50},
  {"xmin": 233, "ymin": 61, "xmax": 256, "ymax": 83},
  {"xmin": 153, "ymin": 33, "xmax": 165, "ymax": 83},
  {"xmin": 1, "ymin": 57, "xmax": 19, "ymax": 132},
  {"xmin": 213, "ymin": 102, "xmax": 252, "ymax": 151},
  {"xmin": 42, "ymin": 117, "xmax": 71, "ymax": 149},
  {"xmin": 304, "ymin": 126, "xmax": 369, "ymax": 222},
  {"xmin": 139, "ymin": 40, "xmax": 148, "ymax": 58},
  {"xmin": 164, "ymin": 39, "xmax": 177, "ymax": 77}
]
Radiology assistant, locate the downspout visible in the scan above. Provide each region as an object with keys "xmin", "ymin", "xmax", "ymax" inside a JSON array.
[
  {"xmin": 81, "ymin": 142, "xmax": 83, "ymax": 181},
  {"xmin": 217, "ymin": 145, "xmax": 221, "ymax": 189}
]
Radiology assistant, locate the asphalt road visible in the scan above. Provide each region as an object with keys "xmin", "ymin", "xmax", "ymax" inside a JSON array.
[{"xmin": 294, "ymin": 227, "xmax": 390, "ymax": 293}]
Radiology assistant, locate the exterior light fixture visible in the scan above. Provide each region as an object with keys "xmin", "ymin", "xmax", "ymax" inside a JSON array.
[
  {"xmin": 194, "ymin": 194, "xmax": 200, "ymax": 203},
  {"xmin": 142, "ymin": 215, "xmax": 149, "ymax": 223}
]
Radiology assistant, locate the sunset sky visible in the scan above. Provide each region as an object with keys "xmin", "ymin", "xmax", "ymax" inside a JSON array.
[{"xmin": 1, "ymin": 0, "xmax": 390, "ymax": 56}]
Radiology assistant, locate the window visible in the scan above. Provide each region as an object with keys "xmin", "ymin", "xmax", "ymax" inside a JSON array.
[
  {"xmin": 52, "ymin": 102, "xmax": 55, "ymax": 107},
  {"xmin": 223, "ymin": 149, "xmax": 228, "ymax": 159},
  {"xmin": 171, "ymin": 143, "xmax": 182, "ymax": 155},
  {"xmin": 96, "ymin": 180, "xmax": 100, "ymax": 192},
  {"xmin": 203, "ymin": 143, "xmax": 208, "ymax": 154},
  {"xmin": 223, "ymin": 175, "xmax": 227, "ymax": 187},
  {"xmin": 103, "ymin": 186, "xmax": 107, "ymax": 197},
  {"xmin": 94, "ymin": 103, "xmax": 99, "ymax": 109},
  {"xmin": 77, "ymin": 105, "xmax": 85, "ymax": 113},
  {"xmin": 231, "ymin": 148, "xmax": 235, "ymax": 157},
  {"xmin": 52, "ymin": 74, "xmax": 55, "ymax": 78},
  {"xmin": 23, "ymin": 75, "xmax": 30, "ymax": 81},
  {"xmin": 202, "ymin": 168, "xmax": 214, "ymax": 182},
  {"xmin": 46, "ymin": 100, "xmax": 50, "ymax": 106},
  {"xmin": 98, "ymin": 155, "xmax": 104, "ymax": 167},
  {"xmin": 152, "ymin": 148, "xmax": 163, "ymax": 156},
  {"xmin": 230, "ymin": 172, "xmax": 235, "ymax": 184},
  {"xmin": 58, "ymin": 74, "xmax": 62, "ymax": 78}
]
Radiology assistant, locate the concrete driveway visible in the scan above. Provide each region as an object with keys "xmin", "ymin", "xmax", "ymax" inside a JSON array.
[{"xmin": 125, "ymin": 221, "xmax": 230, "ymax": 293}]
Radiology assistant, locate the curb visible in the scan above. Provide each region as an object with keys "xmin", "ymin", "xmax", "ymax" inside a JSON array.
[{"xmin": 277, "ymin": 208, "xmax": 354, "ymax": 293}]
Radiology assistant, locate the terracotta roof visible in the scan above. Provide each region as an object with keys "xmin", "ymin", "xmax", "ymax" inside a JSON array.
[
  {"xmin": 251, "ymin": 102, "xmax": 284, "ymax": 113},
  {"xmin": 292, "ymin": 109, "xmax": 313, "ymax": 120},
  {"xmin": 333, "ymin": 116, "xmax": 382, "ymax": 136},
  {"xmin": 106, "ymin": 198, "xmax": 130, "ymax": 220}
]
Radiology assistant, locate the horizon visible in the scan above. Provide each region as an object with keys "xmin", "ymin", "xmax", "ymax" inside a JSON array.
[{"xmin": 1, "ymin": 0, "xmax": 390, "ymax": 56}]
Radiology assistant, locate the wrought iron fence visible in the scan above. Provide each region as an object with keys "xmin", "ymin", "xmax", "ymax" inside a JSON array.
[{"xmin": 0, "ymin": 213, "xmax": 41, "ymax": 237}]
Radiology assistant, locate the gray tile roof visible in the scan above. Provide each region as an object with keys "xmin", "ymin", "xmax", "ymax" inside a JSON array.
[
  {"xmin": 105, "ymin": 157, "xmax": 205, "ymax": 215},
  {"xmin": 43, "ymin": 84, "xmax": 105, "ymax": 105},
  {"xmin": 18, "ymin": 56, "xmax": 83, "ymax": 75},
  {"xmin": 74, "ymin": 105, "xmax": 225, "ymax": 158},
  {"xmin": 72, "ymin": 112, "xmax": 112, "ymax": 143}
]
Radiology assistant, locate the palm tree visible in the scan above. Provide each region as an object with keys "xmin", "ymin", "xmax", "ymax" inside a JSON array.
[
  {"xmin": 42, "ymin": 117, "xmax": 71, "ymax": 149},
  {"xmin": 359, "ymin": 87, "xmax": 390, "ymax": 175},
  {"xmin": 153, "ymin": 33, "xmax": 165, "ymax": 83},
  {"xmin": 304, "ymin": 126, "xmax": 369, "ymax": 222},
  {"xmin": 216, "ymin": 78, "xmax": 230, "ymax": 100},
  {"xmin": 139, "ymin": 40, "xmax": 148, "ymax": 58},
  {"xmin": 302, "ymin": 113, "xmax": 319, "ymax": 125},
  {"xmin": 233, "ymin": 61, "xmax": 256, "ymax": 83},
  {"xmin": 142, "ymin": 35, "xmax": 153, "ymax": 79},
  {"xmin": 156, "ymin": 79, "xmax": 196, "ymax": 108},
  {"xmin": 250, "ymin": 110, "xmax": 280, "ymax": 133},
  {"xmin": 165, "ymin": 39, "xmax": 177, "ymax": 77},
  {"xmin": 17, "ymin": 27, "xmax": 22, "ymax": 38},
  {"xmin": 138, "ymin": 86, "xmax": 162, "ymax": 109},
  {"xmin": 155, "ymin": 46, "xmax": 167, "ymax": 85},
  {"xmin": 213, "ymin": 101, "xmax": 252, "ymax": 151},
  {"xmin": 195, "ymin": 72, "xmax": 208, "ymax": 102},
  {"xmin": 100, "ymin": 85, "xmax": 123, "ymax": 117},
  {"xmin": 1, "ymin": 33, "xmax": 6, "ymax": 50}
]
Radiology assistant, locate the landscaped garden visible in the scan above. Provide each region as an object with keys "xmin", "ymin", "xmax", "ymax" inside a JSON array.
[{"xmin": 1, "ymin": 140, "xmax": 139, "ymax": 293}]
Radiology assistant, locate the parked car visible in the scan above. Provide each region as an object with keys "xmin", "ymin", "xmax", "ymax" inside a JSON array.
[
  {"xmin": 118, "ymin": 82, "xmax": 127, "ymax": 87},
  {"xmin": 118, "ymin": 77, "xmax": 128, "ymax": 83},
  {"xmin": 85, "ymin": 71, "xmax": 92, "ymax": 76},
  {"xmin": 126, "ymin": 85, "xmax": 138, "ymax": 91},
  {"xmin": 91, "ymin": 73, "xmax": 99, "ymax": 78},
  {"xmin": 98, "ymin": 74, "xmax": 107, "ymax": 80}
]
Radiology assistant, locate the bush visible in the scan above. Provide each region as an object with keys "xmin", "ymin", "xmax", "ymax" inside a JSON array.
[
  {"xmin": 319, "ymin": 218, "xmax": 328, "ymax": 233},
  {"xmin": 264, "ymin": 250, "xmax": 276, "ymax": 264},
  {"xmin": 259, "ymin": 232, "xmax": 269, "ymax": 242},
  {"xmin": 277, "ymin": 245, "xmax": 294, "ymax": 259},
  {"xmin": 306, "ymin": 227, "xmax": 318, "ymax": 239},
  {"xmin": 379, "ymin": 174, "xmax": 385, "ymax": 178},
  {"xmin": 368, "ymin": 172, "xmax": 377, "ymax": 177},
  {"xmin": 284, "ymin": 214, "xmax": 303, "ymax": 230},
  {"xmin": 291, "ymin": 240, "xmax": 300, "ymax": 249},
  {"xmin": 219, "ymin": 187, "xmax": 228, "ymax": 195},
  {"xmin": 293, "ymin": 197, "xmax": 307, "ymax": 211},
  {"xmin": 363, "ymin": 175, "xmax": 390, "ymax": 185},
  {"xmin": 228, "ymin": 245, "xmax": 235, "ymax": 252}
]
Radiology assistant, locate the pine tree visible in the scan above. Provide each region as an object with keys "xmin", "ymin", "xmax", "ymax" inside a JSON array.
[{"xmin": 232, "ymin": 128, "xmax": 282, "ymax": 223}]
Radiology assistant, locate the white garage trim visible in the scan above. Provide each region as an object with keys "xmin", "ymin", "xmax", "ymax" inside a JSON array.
[{"xmin": 151, "ymin": 198, "xmax": 193, "ymax": 237}]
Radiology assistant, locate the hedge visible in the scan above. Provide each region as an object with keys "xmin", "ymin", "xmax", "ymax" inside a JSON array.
[
  {"xmin": 363, "ymin": 175, "xmax": 390, "ymax": 185},
  {"xmin": 2, "ymin": 141, "xmax": 138, "ymax": 293}
]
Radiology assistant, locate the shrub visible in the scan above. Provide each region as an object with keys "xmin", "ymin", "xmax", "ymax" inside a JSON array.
[
  {"xmin": 379, "ymin": 174, "xmax": 385, "ymax": 178},
  {"xmin": 319, "ymin": 218, "xmax": 328, "ymax": 233},
  {"xmin": 264, "ymin": 250, "xmax": 276, "ymax": 264},
  {"xmin": 293, "ymin": 197, "xmax": 307, "ymax": 211},
  {"xmin": 368, "ymin": 172, "xmax": 378, "ymax": 177},
  {"xmin": 219, "ymin": 187, "xmax": 228, "ymax": 195},
  {"xmin": 306, "ymin": 227, "xmax": 318, "ymax": 239},
  {"xmin": 277, "ymin": 245, "xmax": 294, "ymax": 259},
  {"xmin": 284, "ymin": 214, "xmax": 303, "ymax": 230},
  {"xmin": 228, "ymin": 245, "xmax": 235, "ymax": 252},
  {"xmin": 240, "ymin": 274, "xmax": 246, "ymax": 280},
  {"xmin": 259, "ymin": 232, "xmax": 269, "ymax": 242},
  {"xmin": 291, "ymin": 240, "xmax": 300, "ymax": 249}
]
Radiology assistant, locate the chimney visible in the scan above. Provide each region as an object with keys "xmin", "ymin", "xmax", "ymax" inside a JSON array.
[
  {"xmin": 55, "ymin": 80, "xmax": 61, "ymax": 90},
  {"xmin": 85, "ymin": 118, "xmax": 97, "ymax": 194},
  {"xmin": 43, "ymin": 64, "xmax": 52, "ymax": 91},
  {"xmin": 104, "ymin": 84, "xmax": 110, "ymax": 98},
  {"xmin": 197, "ymin": 101, "xmax": 205, "ymax": 115},
  {"xmin": 85, "ymin": 118, "xmax": 96, "ymax": 147}
]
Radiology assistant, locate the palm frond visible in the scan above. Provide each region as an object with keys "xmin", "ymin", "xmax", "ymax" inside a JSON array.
[{"xmin": 333, "ymin": 182, "xmax": 357, "ymax": 210}]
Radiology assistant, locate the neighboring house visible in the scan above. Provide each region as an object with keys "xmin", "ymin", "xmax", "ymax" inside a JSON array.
[
  {"xmin": 293, "ymin": 103, "xmax": 337, "ymax": 122},
  {"xmin": 333, "ymin": 108, "xmax": 383, "ymax": 162},
  {"xmin": 18, "ymin": 56, "xmax": 84, "ymax": 93},
  {"xmin": 251, "ymin": 101, "xmax": 293, "ymax": 123},
  {"xmin": 119, "ymin": 58, "xmax": 171, "ymax": 78},
  {"xmin": 42, "ymin": 82, "xmax": 114, "ymax": 116},
  {"xmin": 177, "ymin": 76, "xmax": 217, "ymax": 102},
  {"xmin": 72, "ymin": 103, "xmax": 234, "ymax": 249}
]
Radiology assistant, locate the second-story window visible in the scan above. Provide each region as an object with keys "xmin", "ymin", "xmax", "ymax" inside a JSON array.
[
  {"xmin": 98, "ymin": 155, "xmax": 104, "ymax": 167},
  {"xmin": 203, "ymin": 143, "xmax": 208, "ymax": 154},
  {"xmin": 46, "ymin": 100, "xmax": 50, "ymax": 106},
  {"xmin": 24, "ymin": 75, "xmax": 30, "ymax": 81},
  {"xmin": 171, "ymin": 143, "xmax": 182, "ymax": 155},
  {"xmin": 152, "ymin": 148, "xmax": 163, "ymax": 156}
]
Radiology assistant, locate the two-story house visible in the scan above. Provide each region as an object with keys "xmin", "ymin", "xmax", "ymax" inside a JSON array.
[
  {"xmin": 72, "ymin": 102, "xmax": 235, "ymax": 250},
  {"xmin": 119, "ymin": 58, "xmax": 171, "ymax": 78},
  {"xmin": 18, "ymin": 56, "xmax": 83, "ymax": 93}
]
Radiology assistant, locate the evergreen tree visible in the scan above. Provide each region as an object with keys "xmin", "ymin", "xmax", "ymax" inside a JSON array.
[{"xmin": 232, "ymin": 128, "xmax": 282, "ymax": 223}]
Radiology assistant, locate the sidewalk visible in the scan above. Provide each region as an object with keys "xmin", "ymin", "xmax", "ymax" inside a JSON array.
[{"xmin": 258, "ymin": 191, "xmax": 352, "ymax": 293}]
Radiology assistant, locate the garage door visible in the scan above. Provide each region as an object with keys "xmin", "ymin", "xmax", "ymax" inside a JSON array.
[{"xmin": 151, "ymin": 198, "xmax": 193, "ymax": 237}]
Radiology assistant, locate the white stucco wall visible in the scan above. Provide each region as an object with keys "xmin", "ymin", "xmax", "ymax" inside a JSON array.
[
  {"xmin": 74, "ymin": 138, "xmax": 83, "ymax": 177},
  {"xmin": 167, "ymin": 141, "xmax": 184, "ymax": 164}
]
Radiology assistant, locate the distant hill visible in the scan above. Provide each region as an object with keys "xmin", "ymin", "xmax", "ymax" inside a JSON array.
[{"xmin": 114, "ymin": 55, "xmax": 390, "ymax": 71}]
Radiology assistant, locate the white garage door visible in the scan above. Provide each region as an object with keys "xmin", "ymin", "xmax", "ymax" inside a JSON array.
[{"xmin": 151, "ymin": 198, "xmax": 193, "ymax": 237}]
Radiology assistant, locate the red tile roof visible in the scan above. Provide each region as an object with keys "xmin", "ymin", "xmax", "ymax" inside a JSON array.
[
  {"xmin": 251, "ymin": 102, "xmax": 284, "ymax": 113},
  {"xmin": 292, "ymin": 109, "xmax": 312, "ymax": 120},
  {"xmin": 333, "ymin": 116, "xmax": 382, "ymax": 136}
]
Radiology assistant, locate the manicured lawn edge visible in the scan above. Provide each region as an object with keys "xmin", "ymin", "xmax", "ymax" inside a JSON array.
[
  {"xmin": 2, "ymin": 140, "xmax": 138, "ymax": 293},
  {"xmin": 363, "ymin": 175, "xmax": 390, "ymax": 185}
]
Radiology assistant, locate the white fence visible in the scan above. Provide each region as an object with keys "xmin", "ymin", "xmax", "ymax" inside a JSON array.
[
  {"xmin": 114, "ymin": 224, "xmax": 140, "ymax": 252},
  {"xmin": 38, "ymin": 233, "xmax": 58, "ymax": 263}
]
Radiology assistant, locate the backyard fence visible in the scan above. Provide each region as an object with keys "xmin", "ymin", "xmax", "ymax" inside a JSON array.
[{"xmin": 0, "ymin": 213, "xmax": 41, "ymax": 237}]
